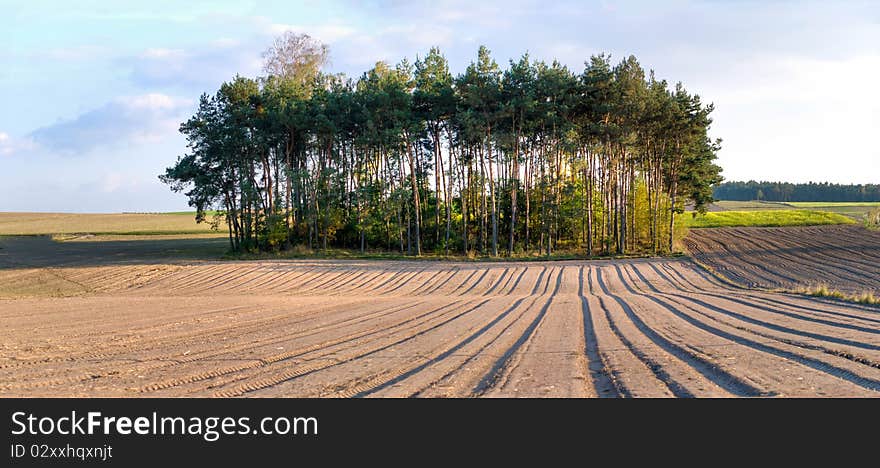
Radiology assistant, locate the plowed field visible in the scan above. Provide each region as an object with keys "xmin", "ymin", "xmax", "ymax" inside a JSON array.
[
  {"xmin": 686, "ymin": 225, "xmax": 880, "ymax": 294},
  {"xmin": 2, "ymin": 235, "xmax": 879, "ymax": 397}
]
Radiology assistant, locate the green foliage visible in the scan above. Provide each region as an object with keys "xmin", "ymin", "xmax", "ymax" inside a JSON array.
[
  {"xmin": 865, "ymin": 208, "xmax": 880, "ymax": 228},
  {"xmin": 161, "ymin": 38, "xmax": 723, "ymax": 257},
  {"xmin": 263, "ymin": 214, "xmax": 288, "ymax": 250}
]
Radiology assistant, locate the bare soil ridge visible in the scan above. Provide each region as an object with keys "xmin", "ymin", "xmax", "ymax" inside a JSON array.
[{"xmin": 2, "ymin": 233, "xmax": 878, "ymax": 397}]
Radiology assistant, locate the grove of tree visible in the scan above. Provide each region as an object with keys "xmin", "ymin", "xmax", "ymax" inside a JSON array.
[
  {"xmin": 714, "ymin": 181, "xmax": 880, "ymax": 203},
  {"xmin": 162, "ymin": 33, "xmax": 723, "ymax": 257}
]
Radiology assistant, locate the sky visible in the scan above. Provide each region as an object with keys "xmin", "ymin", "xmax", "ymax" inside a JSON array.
[{"xmin": 1, "ymin": 0, "xmax": 878, "ymax": 212}]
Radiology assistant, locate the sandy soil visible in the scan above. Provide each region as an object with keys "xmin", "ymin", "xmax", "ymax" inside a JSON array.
[
  {"xmin": 686, "ymin": 225, "xmax": 880, "ymax": 294},
  {"xmin": 1, "ymin": 235, "xmax": 879, "ymax": 397}
]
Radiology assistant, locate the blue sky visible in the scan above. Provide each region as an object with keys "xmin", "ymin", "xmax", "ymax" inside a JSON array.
[{"xmin": 1, "ymin": 0, "xmax": 878, "ymax": 212}]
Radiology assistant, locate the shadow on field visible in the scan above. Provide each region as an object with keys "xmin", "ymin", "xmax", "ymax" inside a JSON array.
[{"xmin": 0, "ymin": 235, "xmax": 228, "ymax": 268}]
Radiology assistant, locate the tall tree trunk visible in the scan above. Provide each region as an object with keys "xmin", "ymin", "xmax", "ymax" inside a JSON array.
[
  {"xmin": 406, "ymin": 137, "xmax": 422, "ymax": 256},
  {"xmin": 462, "ymin": 157, "xmax": 470, "ymax": 255},
  {"xmin": 284, "ymin": 135, "xmax": 293, "ymax": 248},
  {"xmin": 479, "ymin": 145, "xmax": 487, "ymax": 254},
  {"xmin": 525, "ymin": 147, "xmax": 531, "ymax": 251},
  {"xmin": 487, "ymin": 126, "xmax": 498, "ymax": 257},
  {"xmin": 433, "ymin": 127, "xmax": 442, "ymax": 247},
  {"xmin": 553, "ymin": 136, "xmax": 561, "ymax": 255},
  {"xmin": 619, "ymin": 155, "xmax": 626, "ymax": 255},
  {"xmin": 668, "ymin": 189, "xmax": 676, "ymax": 253},
  {"xmin": 586, "ymin": 149, "xmax": 593, "ymax": 256},
  {"xmin": 509, "ymin": 119, "xmax": 519, "ymax": 255},
  {"xmin": 444, "ymin": 130, "xmax": 454, "ymax": 256},
  {"xmin": 540, "ymin": 140, "xmax": 547, "ymax": 255}
]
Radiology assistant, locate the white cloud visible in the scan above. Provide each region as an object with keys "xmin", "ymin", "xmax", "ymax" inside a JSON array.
[
  {"xmin": 141, "ymin": 48, "xmax": 186, "ymax": 59},
  {"xmin": 120, "ymin": 93, "xmax": 191, "ymax": 111},
  {"xmin": 0, "ymin": 132, "xmax": 36, "ymax": 157},
  {"xmin": 127, "ymin": 43, "xmax": 262, "ymax": 90},
  {"xmin": 0, "ymin": 132, "xmax": 10, "ymax": 156},
  {"xmin": 28, "ymin": 93, "xmax": 193, "ymax": 155},
  {"xmin": 267, "ymin": 23, "xmax": 357, "ymax": 43},
  {"xmin": 124, "ymin": 15, "xmax": 360, "ymax": 93}
]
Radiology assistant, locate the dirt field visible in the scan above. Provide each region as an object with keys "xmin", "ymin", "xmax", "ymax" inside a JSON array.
[
  {"xmin": 686, "ymin": 225, "xmax": 880, "ymax": 295},
  {"xmin": 2, "ymin": 235, "xmax": 880, "ymax": 397}
]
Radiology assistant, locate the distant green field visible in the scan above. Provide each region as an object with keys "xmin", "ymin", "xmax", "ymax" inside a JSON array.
[
  {"xmin": 782, "ymin": 202, "xmax": 880, "ymax": 220},
  {"xmin": 682, "ymin": 210, "xmax": 855, "ymax": 228}
]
